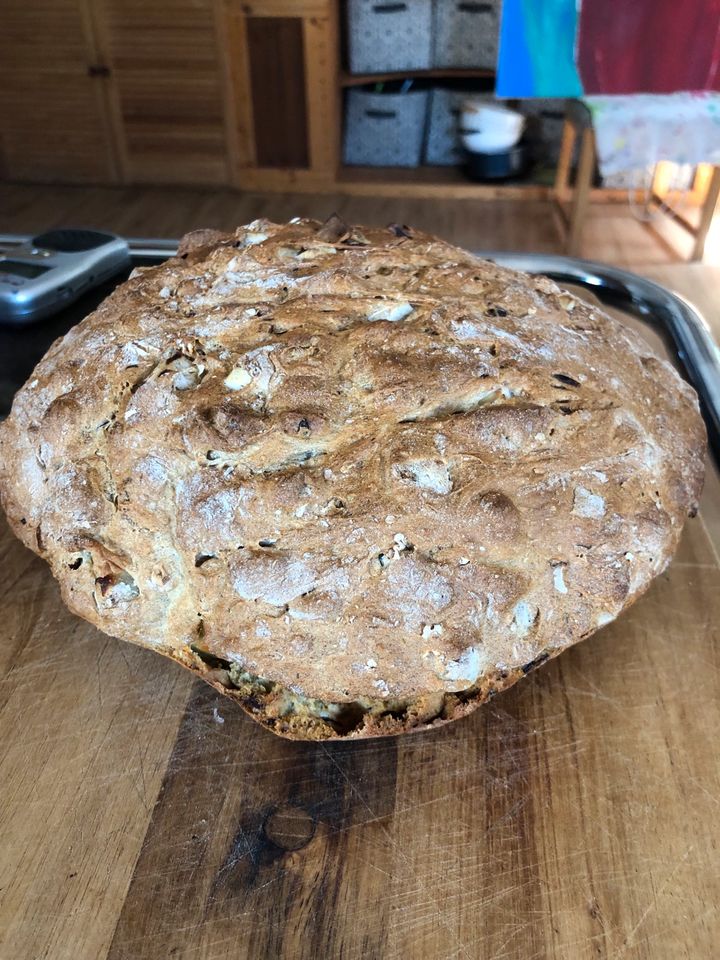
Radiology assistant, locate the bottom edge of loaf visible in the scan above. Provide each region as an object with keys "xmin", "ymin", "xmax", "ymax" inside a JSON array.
[{"xmin": 183, "ymin": 646, "xmax": 556, "ymax": 741}]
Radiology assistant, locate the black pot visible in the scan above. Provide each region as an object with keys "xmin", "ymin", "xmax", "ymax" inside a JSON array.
[{"xmin": 463, "ymin": 142, "xmax": 530, "ymax": 182}]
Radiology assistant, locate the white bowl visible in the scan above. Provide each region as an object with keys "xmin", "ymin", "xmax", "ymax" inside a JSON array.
[
  {"xmin": 461, "ymin": 129, "xmax": 522, "ymax": 154},
  {"xmin": 461, "ymin": 103, "xmax": 525, "ymax": 141}
]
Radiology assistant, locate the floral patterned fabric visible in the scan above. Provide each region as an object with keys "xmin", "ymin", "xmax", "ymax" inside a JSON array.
[{"xmin": 585, "ymin": 93, "xmax": 720, "ymax": 175}]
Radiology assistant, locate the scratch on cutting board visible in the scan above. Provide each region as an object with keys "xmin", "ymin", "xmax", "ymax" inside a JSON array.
[
  {"xmin": 567, "ymin": 663, "xmax": 623, "ymax": 704},
  {"xmin": 698, "ymin": 513, "xmax": 720, "ymax": 567},
  {"xmin": 133, "ymin": 738, "xmax": 150, "ymax": 813},
  {"xmin": 486, "ymin": 923, "xmax": 550, "ymax": 960},
  {"xmin": 117, "ymin": 640, "xmax": 139, "ymax": 680},
  {"xmin": 560, "ymin": 684, "xmax": 620, "ymax": 707},
  {"xmin": 115, "ymin": 911, "xmax": 258, "ymax": 949},
  {"xmin": 95, "ymin": 656, "xmax": 104, "ymax": 710},
  {"xmin": 215, "ymin": 822, "xmax": 257, "ymax": 880},
  {"xmin": 363, "ymin": 858, "xmax": 396, "ymax": 880},
  {"xmin": 393, "ymin": 789, "xmax": 468, "ymax": 816},
  {"xmin": 320, "ymin": 744, "xmax": 475, "ymax": 960},
  {"xmin": 681, "ymin": 775, "xmax": 720, "ymax": 808},
  {"xmin": 253, "ymin": 873, "xmax": 284, "ymax": 893},
  {"xmin": 615, "ymin": 844, "xmax": 695, "ymax": 957}
]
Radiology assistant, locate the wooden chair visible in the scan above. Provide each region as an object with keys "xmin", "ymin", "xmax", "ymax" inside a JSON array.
[{"xmin": 552, "ymin": 101, "xmax": 720, "ymax": 261}]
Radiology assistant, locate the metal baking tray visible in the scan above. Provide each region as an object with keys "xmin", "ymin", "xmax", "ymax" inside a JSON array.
[{"xmin": 1, "ymin": 236, "xmax": 718, "ymax": 457}]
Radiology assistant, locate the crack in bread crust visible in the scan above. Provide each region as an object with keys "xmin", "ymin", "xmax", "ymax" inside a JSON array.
[{"xmin": 0, "ymin": 218, "xmax": 706, "ymax": 740}]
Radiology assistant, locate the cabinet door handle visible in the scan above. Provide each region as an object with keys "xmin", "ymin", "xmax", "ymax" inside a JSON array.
[{"xmin": 88, "ymin": 64, "xmax": 111, "ymax": 78}]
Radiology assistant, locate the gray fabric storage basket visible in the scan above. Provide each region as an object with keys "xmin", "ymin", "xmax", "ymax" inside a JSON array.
[
  {"xmin": 344, "ymin": 89, "xmax": 429, "ymax": 166},
  {"xmin": 347, "ymin": 0, "xmax": 434, "ymax": 74},
  {"xmin": 433, "ymin": 0, "xmax": 500, "ymax": 69},
  {"xmin": 425, "ymin": 88, "xmax": 493, "ymax": 165}
]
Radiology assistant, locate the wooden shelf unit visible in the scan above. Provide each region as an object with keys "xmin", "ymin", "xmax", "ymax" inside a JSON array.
[
  {"xmin": 340, "ymin": 67, "xmax": 495, "ymax": 87},
  {"xmin": 337, "ymin": 165, "xmax": 549, "ymax": 199},
  {"xmin": 218, "ymin": 1, "xmax": 538, "ymax": 197},
  {"xmin": 332, "ymin": 9, "xmax": 539, "ymax": 196},
  {"xmin": 0, "ymin": 0, "xmax": 551, "ymax": 198}
]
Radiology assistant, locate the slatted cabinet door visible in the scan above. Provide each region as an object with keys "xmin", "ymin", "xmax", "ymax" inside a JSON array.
[
  {"xmin": 0, "ymin": 0, "xmax": 358, "ymax": 192},
  {"xmin": 219, "ymin": 0, "xmax": 341, "ymax": 191},
  {"xmin": 0, "ymin": 0, "xmax": 120, "ymax": 183},
  {"xmin": 96, "ymin": 0, "xmax": 230, "ymax": 185}
]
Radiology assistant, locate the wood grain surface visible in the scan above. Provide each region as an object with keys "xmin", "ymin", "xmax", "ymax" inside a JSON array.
[
  {"xmin": 0, "ymin": 0, "xmax": 119, "ymax": 184},
  {"xmin": 1, "ymin": 193, "xmax": 719, "ymax": 959},
  {"xmin": 246, "ymin": 17, "xmax": 309, "ymax": 170},
  {"xmin": 2, "ymin": 504, "xmax": 719, "ymax": 960},
  {"xmin": 96, "ymin": 0, "xmax": 229, "ymax": 186}
]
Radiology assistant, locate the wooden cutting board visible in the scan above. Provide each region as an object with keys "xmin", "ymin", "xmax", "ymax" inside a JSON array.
[{"xmin": 1, "ymin": 266, "xmax": 719, "ymax": 960}]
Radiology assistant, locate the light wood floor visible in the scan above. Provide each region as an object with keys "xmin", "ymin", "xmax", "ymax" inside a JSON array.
[{"xmin": 0, "ymin": 180, "xmax": 704, "ymax": 268}]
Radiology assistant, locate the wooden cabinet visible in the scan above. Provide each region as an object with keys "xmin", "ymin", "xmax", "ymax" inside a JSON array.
[
  {"xmin": 97, "ymin": 0, "xmax": 230, "ymax": 185},
  {"xmin": 218, "ymin": 0, "xmax": 340, "ymax": 190},
  {"xmin": 0, "ymin": 0, "xmax": 552, "ymax": 198},
  {"xmin": 0, "ymin": 0, "xmax": 338, "ymax": 190},
  {"xmin": 0, "ymin": 0, "xmax": 119, "ymax": 183},
  {"xmin": 0, "ymin": 0, "xmax": 231, "ymax": 186}
]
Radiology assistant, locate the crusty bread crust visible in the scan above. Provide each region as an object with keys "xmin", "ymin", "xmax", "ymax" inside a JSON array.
[{"xmin": 0, "ymin": 218, "xmax": 706, "ymax": 739}]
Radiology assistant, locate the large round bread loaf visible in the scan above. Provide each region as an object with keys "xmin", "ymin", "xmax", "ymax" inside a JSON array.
[{"xmin": 0, "ymin": 218, "xmax": 705, "ymax": 739}]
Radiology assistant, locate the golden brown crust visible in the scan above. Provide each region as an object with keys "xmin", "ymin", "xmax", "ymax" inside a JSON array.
[{"xmin": 0, "ymin": 218, "xmax": 706, "ymax": 739}]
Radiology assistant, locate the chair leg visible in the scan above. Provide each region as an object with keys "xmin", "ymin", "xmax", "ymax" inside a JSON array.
[
  {"xmin": 554, "ymin": 118, "xmax": 575, "ymax": 201},
  {"xmin": 567, "ymin": 128, "xmax": 595, "ymax": 257},
  {"xmin": 690, "ymin": 164, "xmax": 720, "ymax": 261},
  {"xmin": 650, "ymin": 162, "xmax": 663, "ymax": 202}
]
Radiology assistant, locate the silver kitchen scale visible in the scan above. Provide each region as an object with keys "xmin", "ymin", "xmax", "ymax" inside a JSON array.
[{"xmin": 0, "ymin": 228, "xmax": 130, "ymax": 324}]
